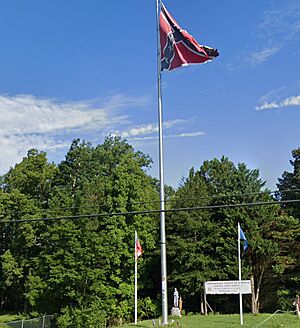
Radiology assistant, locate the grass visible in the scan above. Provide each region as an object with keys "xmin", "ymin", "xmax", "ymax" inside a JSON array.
[
  {"xmin": 118, "ymin": 313, "xmax": 300, "ymax": 328},
  {"xmin": 0, "ymin": 313, "xmax": 23, "ymax": 323},
  {"xmin": 0, "ymin": 314, "xmax": 26, "ymax": 328}
]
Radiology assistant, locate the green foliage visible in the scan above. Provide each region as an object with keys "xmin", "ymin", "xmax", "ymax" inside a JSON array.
[
  {"xmin": 0, "ymin": 189, "xmax": 42, "ymax": 312},
  {"xmin": 138, "ymin": 297, "xmax": 160, "ymax": 320},
  {"xmin": 276, "ymin": 148, "xmax": 300, "ymax": 304},
  {"xmin": 1, "ymin": 250, "xmax": 23, "ymax": 287},
  {"xmin": 167, "ymin": 157, "xmax": 300, "ymax": 313},
  {"xmin": 57, "ymin": 301, "xmax": 108, "ymax": 328},
  {"xmin": 277, "ymin": 289, "xmax": 294, "ymax": 311},
  {"xmin": 0, "ymin": 137, "xmax": 160, "ymax": 322},
  {"xmin": 277, "ymin": 148, "xmax": 300, "ymax": 218},
  {"xmin": 3, "ymin": 149, "xmax": 58, "ymax": 208},
  {"xmin": 0, "ymin": 139, "xmax": 299, "ymax": 323}
]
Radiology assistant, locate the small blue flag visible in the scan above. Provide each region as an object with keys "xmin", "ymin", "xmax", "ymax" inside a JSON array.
[{"xmin": 240, "ymin": 227, "xmax": 248, "ymax": 251}]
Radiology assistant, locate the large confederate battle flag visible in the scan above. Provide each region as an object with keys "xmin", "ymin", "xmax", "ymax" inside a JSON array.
[{"xmin": 160, "ymin": 3, "xmax": 219, "ymax": 71}]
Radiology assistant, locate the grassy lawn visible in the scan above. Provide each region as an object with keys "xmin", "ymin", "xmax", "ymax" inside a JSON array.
[
  {"xmin": 0, "ymin": 314, "xmax": 25, "ymax": 328},
  {"xmin": 0, "ymin": 313, "xmax": 22, "ymax": 323},
  {"xmin": 118, "ymin": 313, "xmax": 300, "ymax": 328}
]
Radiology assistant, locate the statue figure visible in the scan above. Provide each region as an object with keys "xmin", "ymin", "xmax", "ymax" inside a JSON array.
[
  {"xmin": 293, "ymin": 295, "xmax": 300, "ymax": 318},
  {"xmin": 174, "ymin": 288, "xmax": 179, "ymax": 308},
  {"xmin": 179, "ymin": 296, "xmax": 183, "ymax": 315}
]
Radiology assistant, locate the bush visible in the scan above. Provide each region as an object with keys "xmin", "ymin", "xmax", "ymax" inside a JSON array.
[
  {"xmin": 57, "ymin": 303, "xmax": 107, "ymax": 328},
  {"xmin": 277, "ymin": 289, "xmax": 294, "ymax": 311},
  {"xmin": 138, "ymin": 297, "xmax": 160, "ymax": 320}
]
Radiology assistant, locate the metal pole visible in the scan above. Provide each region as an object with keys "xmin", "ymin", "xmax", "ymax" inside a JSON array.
[
  {"xmin": 155, "ymin": 0, "xmax": 168, "ymax": 325},
  {"xmin": 134, "ymin": 230, "xmax": 138, "ymax": 324},
  {"xmin": 238, "ymin": 222, "xmax": 244, "ymax": 325},
  {"xmin": 203, "ymin": 282, "xmax": 207, "ymax": 315}
]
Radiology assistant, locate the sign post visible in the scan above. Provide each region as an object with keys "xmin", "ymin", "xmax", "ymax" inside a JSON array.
[{"xmin": 204, "ymin": 280, "xmax": 252, "ymax": 320}]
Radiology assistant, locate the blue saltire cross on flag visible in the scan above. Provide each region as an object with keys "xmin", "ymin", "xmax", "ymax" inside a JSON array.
[{"xmin": 240, "ymin": 227, "xmax": 248, "ymax": 252}]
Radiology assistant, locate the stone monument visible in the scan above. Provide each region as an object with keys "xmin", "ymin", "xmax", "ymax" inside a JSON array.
[{"xmin": 171, "ymin": 288, "xmax": 181, "ymax": 317}]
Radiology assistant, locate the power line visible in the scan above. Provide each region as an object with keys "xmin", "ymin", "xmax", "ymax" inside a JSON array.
[
  {"xmin": 1, "ymin": 188, "xmax": 300, "ymax": 218},
  {"xmin": 0, "ymin": 198, "xmax": 299, "ymax": 224}
]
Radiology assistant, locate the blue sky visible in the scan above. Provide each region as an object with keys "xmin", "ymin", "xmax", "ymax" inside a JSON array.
[{"xmin": 0, "ymin": 0, "xmax": 299, "ymax": 190}]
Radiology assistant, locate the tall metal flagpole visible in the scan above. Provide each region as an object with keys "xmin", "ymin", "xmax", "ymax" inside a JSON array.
[
  {"xmin": 238, "ymin": 222, "xmax": 244, "ymax": 325},
  {"xmin": 155, "ymin": 0, "xmax": 168, "ymax": 325}
]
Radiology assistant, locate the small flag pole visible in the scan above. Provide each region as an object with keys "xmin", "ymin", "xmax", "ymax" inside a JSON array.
[
  {"xmin": 134, "ymin": 230, "xmax": 138, "ymax": 325},
  {"xmin": 134, "ymin": 231, "xmax": 143, "ymax": 324},
  {"xmin": 155, "ymin": 0, "xmax": 168, "ymax": 325},
  {"xmin": 238, "ymin": 222, "xmax": 244, "ymax": 325}
]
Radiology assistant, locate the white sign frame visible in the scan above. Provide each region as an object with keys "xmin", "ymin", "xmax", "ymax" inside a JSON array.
[{"xmin": 205, "ymin": 280, "xmax": 252, "ymax": 295}]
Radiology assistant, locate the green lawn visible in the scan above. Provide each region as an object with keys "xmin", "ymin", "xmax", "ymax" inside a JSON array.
[
  {"xmin": 118, "ymin": 313, "xmax": 300, "ymax": 328},
  {"xmin": 0, "ymin": 314, "xmax": 27, "ymax": 328},
  {"xmin": 0, "ymin": 313, "xmax": 23, "ymax": 324}
]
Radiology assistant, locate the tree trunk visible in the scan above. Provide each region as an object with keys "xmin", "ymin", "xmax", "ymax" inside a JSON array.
[
  {"xmin": 250, "ymin": 275, "xmax": 257, "ymax": 314},
  {"xmin": 251, "ymin": 268, "xmax": 264, "ymax": 314}
]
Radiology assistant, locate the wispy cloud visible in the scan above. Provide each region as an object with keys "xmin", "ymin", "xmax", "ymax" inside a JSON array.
[
  {"xmin": 255, "ymin": 102, "xmax": 279, "ymax": 110},
  {"xmin": 0, "ymin": 95, "xmax": 106, "ymax": 134},
  {"xmin": 170, "ymin": 132, "xmax": 205, "ymax": 138},
  {"xmin": 258, "ymin": 3, "xmax": 300, "ymax": 42},
  {"xmin": 111, "ymin": 118, "xmax": 206, "ymax": 146},
  {"xmin": 256, "ymin": 95, "xmax": 300, "ymax": 110},
  {"xmin": 128, "ymin": 131, "xmax": 206, "ymax": 142},
  {"xmin": 112, "ymin": 119, "xmax": 188, "ymax": 138},
  {"xmin": 226, "ymin": 2, "xmax": 300, "ymax": 69},
  {"xmin": 248, "ymin": 47, "xmax": 279, "ymax": 65},
  {"xmin": 0, "ymin": 93, "xmax": 148, "ymax": 135},
  {"xmin": 251, "ymin": 2, "xmax": 300, "ymax": 65},
  {"xmin": 0, "ymin": 93, "xmax": 148, "ymax": 174}
]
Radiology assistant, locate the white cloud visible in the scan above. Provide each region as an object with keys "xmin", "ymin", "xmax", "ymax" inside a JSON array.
[
  {"xmin": 114, "ymin": 123, "xmax": 157, "ymax": 138},
  {"xmin": 128, "ymin": 131, "xmax": 205, "ymax": 142},
  {"xmin": 112, "ymin": 119, "xmax": 189, "ymax": 138},
  {"xmin": 0, "ymin": 134, "xmax": 69, "ymax": 173},
  {"xmin": 282, "ymin": 95, "xmax": 300, "ymax": 106},
  {"xmin": 255, "ymin": 102, "xmax": 279, "ymax": 111},
  {"xmin": 227, "ymin": 2, "xmax": 300, "ymax": 69},
  {"xmin": 0, "ymin": 94, "xmax": 148, "ymax": 135},
  {"xmin": 259, "ymin": 3, "xmax": 300, "ymax": 42},
  {"xmin": 164, "ymin": 119, "xmax": 188, "ymax": 128},
  {"xmin": 171, "ymin": 132, "xmax": 205, "ymax": 137},
  {"xmin": 248, "ymin": 47, "xmax": 279, "ymax": 65},
  {"xmin": 251, "ymin": 3, "xmax": 300, "ymax": 64},
  {"xmin": 256, "ymin": 95, "xmax": 300, "ymax": 110},
  {"xmin": 0, "ymin": 95, "xmax": 105, "ymax": 134},
  {"xmin": 0, "ymin": 93, "xmax": 148, "ymax": 174}
]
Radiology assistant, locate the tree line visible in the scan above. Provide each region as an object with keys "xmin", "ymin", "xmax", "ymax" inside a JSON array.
[{"xmin": 0, "ymin": 136, "xmax": 299, "ymax": 327}]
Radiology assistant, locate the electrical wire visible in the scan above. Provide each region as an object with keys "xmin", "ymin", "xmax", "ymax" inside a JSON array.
[
  {"xmin": 0, "ymin": 188, "xmax": 299, "ymax": 218},
  {"xmin": 0, "ymin": 198, "xmax": 299, "ymax": 224}
]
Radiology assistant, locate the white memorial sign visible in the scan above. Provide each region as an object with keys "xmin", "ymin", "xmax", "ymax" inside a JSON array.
[{"xmin": 205, "ymin": 280, "xmax": 251, "ymax": 295}]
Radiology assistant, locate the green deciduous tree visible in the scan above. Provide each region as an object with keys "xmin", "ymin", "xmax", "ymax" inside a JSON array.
[
  {"xmin": 167, "ymin": 157, "xmax": 300, "ymax": 314},
  {"xmin": 3, "ymin": 149, "xmax": 58, "ymax": 208},
  {"xmin": 276, "ymin": 148, "xmax": 300, "ymax": 308},
  {"xmin": 24, "ymin": 137, "xmax": 160, "ymax": 323},
  {"xmin": 0, "ymin": 189, "xmax": 41, "ymax": 312},
  {"xmin": 277, "ymin": 148, "xmax": 300, "ymax": 218}
]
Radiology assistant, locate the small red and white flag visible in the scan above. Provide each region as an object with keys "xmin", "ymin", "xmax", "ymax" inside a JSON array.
[
  {"xmin": 135, "ymin": 232, "xmax": 143, "ymax": 258},
  {"xmin": 134, "ymin": 231, "xmax": 142, "ymax": 323},
  {"xmin": 159, "ymin": 2, "xmax": 219, "ymax": 71}
]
